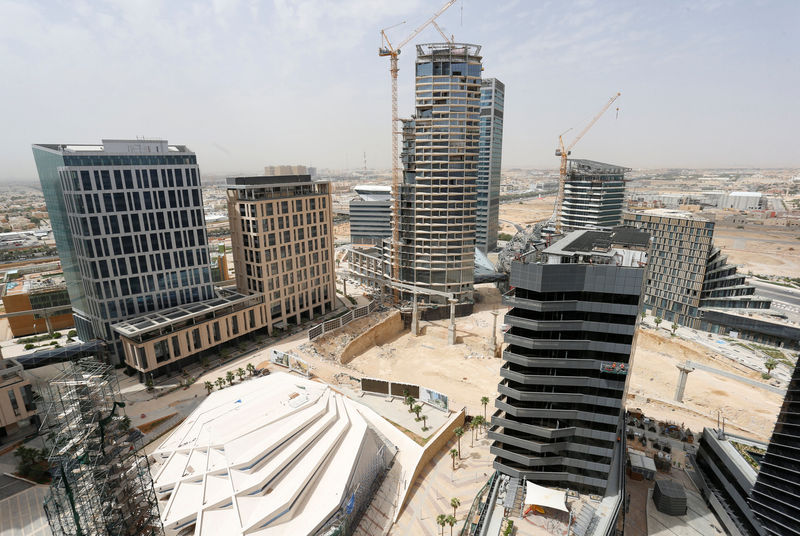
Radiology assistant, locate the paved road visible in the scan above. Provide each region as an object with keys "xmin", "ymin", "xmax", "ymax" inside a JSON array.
[
  {"xmin": 750, "ymin": 280, "xmax": 800, "ymax": 307},
  {"xmin": 686, "ymin": 360, "xmax": 786, "ymax": 395}
]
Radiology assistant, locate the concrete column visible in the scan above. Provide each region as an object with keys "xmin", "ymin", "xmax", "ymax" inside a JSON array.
[
  {"xmin": 447, "ymin": 299, "xmax": 458, "ymax": 345},
  {"xmin": 412, "ymin": 294, "xmax": 420, "ymax": 336},
  {"xmin": 674, "ymin": 362, "xmax": 695, "ymax": 402},
  {"xmin": 44, "ymin": 313, "xmax": 53, "ymax": 336},
  {"xmin": 342, "ymin": 279, "xmax": 348, "ymax": 301},
  {"xmin": 489, "ymin": 310, "xmax": 499, "ymax": 353}
]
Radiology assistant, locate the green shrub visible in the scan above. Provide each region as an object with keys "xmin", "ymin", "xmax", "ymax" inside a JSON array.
[
  {"xmin": 24, "ymin": 343, "xmax": 35, "ymax": 350},
  {"xmin": 67, "ymin": 330, "xmax": 77, "ymax": 338},
  {"xmin": 51, "ymin": 332, "xmax": 61, "ymax": 339}
]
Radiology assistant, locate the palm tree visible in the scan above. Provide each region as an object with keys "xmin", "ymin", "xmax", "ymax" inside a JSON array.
[
  {"xmin": 446, "ymin": 514, "xmax": 457, "ymax": 536},
  {"xmin": 215, "ymin": 377, "xmax": 225, "ymax": 390},
  {"xmin": 655, "ymin": 316, "xmax": 663, "ymax": 329},
  {"xmin": 246, "ymin": 363, "xmax": 255, "ymax": 376},
  {"xmin": 481, "ymin": 396, "xmax": 490, "ymax": 419},
  {"xmin": 236, "ymin": 367, "xmax": 246, "ymax": 381},
  {"xmin": 422, "ymin": 414, "xmax": 428, "ymax": 431},
  {"xmin": 450, "ymin": 448, "xmax": 459, "ymax": 470},
  {"xmin": 454, "ymin": 427, "xmax": 464, "ymax": 457},
  {"xmin": 226, "ymin": 370, "xmax": 235, "ymax": 386},
  {"xmin": 473, "ymin": 415, "xmax": 486, "ymax": 436},
  {"xmin": 450, "ymin": 497, "xmax": 461, "ymax": 517},
  {"xmin": 470, "ymin": 420, "xmax": 475, "ymax": 448},
  {"xmin": 765, "ymin": 358, "xmax": 778, "ymax": 377},
  {"xmin": 413, "ymin": 404, "xmax": 423, "ymax": 421},
  {"xmin": 671, "ymin": 322, "xmax": 679, "ymax": 335},
  {"xmin": 436, "ymin": 514, "xmax": 447, "ymax": 536},
  {"xmin": 204, "ymin": 381, "xmax": 213, "ymax": 395},
  {"xmin": 406, "ymin": 396, "xmax": 416, "ymax": 412}
]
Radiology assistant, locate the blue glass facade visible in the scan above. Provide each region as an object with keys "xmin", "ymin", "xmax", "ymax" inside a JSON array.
[
  {"xmin": 477, "ymin": 78, "xmax": 504, "ymax": 253},
  {"xmin": 32, "ymin": 146, "xmax": 94, "ymax": 342},
  {"xmin": 32, "ymin": 141, "xmax": 213, "ymax": 364}
]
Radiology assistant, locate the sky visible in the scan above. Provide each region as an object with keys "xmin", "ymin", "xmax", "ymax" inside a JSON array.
[{"xmin": 1, "ymin": 0, "xmax": 798, "ymax": 181}]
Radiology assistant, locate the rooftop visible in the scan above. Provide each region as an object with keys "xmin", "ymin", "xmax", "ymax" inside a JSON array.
[
  {"xmin": 32, "ymin": 139, "xmax": 191, "ymax": 154},
  {"xmin": 226, "ymin": 175, "xmax": 314, "ymax": 187},
  {"xmin": 568, "ymin": 159, "xmax": 631, "ymax": 174},
  {"xmin": 112, "ymin": 288, "xmax": 263, "ymax": 342},
  {"xmin": 541, "ymin": 227, "xmax": 650, "ymax": 267},
  {"xmin": 4, "ymin": 271, "xmax": 66, "ymax": 296},
  {"xmin": 625, "ymin": 208, "xmax": 711, "ymax": 221},
  {"xmin": 152, "ymin": 372, "xmax": 394, "ymax": 536}
]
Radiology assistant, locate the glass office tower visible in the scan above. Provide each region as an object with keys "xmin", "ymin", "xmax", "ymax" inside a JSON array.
[
  {"xmin": 32, "ymin": 140, "xmax": 214, "ymax": 363},
  {"xmin": 390, "ymin": 43, "xmax": 482, "ymax": 304},
  {"xmin": 477, "ymin": 78, "xmax": 504, "ymax": 253}
]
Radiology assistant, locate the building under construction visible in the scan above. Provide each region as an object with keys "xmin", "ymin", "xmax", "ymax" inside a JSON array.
[
  {"xmin": 386, "ymin": 43, "xmax": 483, "ymax": 304},
  {"xmin": 559, "ymin": 159, "xmax": 627, "ymax": 232},
  {"xmin": 39, "ymin": 358, "xmax": 163, "ymax": 536}
]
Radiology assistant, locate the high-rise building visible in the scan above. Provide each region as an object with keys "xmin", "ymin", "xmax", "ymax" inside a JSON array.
[
  {"xmin": 560, "ymin": 159, "xmax": 627, "ymax": 232},
  {"xmin": 749, "ymin": 359, "xmax": 800, "ymax": 536},
  {"xmin": 623, "ymin": 209, "xmax": 771, "ymax": 330},
  {"xmin": 388, "ymin": 43, "xmax": 482, "ymax": 304},
  {"xmin": 32, "ymin": 140, "xmax": 215, "ymax": 363},
  {"xmin": 477, "ymin": 78, "xmax": 504, "ymax": 253},
  {"xmin": 491, "ymin": 227, "xmax": 649, "ymax": 499},
  {"xmin": 227, "ymin": 175, "xmax": 336, "ymax": 328}
]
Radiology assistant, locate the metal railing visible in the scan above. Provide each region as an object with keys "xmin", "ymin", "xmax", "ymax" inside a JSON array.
[{"xmin": 308, "ymin": 300, "xmax": 381, "ymax": 341}]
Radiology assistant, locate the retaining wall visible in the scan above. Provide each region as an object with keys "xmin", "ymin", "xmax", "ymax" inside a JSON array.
[{"xmin": 340, "ymin": 310, "xmax": 405, "ymax": 364}]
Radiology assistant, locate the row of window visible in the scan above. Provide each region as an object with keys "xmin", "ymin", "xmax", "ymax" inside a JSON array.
[{"xmin": 62, "ymin": 166, "xmax": 199, "ymax": 193}]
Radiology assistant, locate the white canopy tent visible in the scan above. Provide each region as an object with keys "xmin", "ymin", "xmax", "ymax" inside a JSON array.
[{"xmin": 525, "ymin": 481, "xmax": 569, "ymax": 512}]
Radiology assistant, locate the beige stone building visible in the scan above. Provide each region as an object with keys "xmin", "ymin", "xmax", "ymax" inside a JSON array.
[
  {"xmin": 114, "ymin": 174, "xmax": 336, "ymax": 380},
  {"xmin": 0, "ymin": 358, "xmax": 36, "ymax": 439},
  {"xmin": 227, "ymin": 175, "xmax": 336, "ymax": 327}
]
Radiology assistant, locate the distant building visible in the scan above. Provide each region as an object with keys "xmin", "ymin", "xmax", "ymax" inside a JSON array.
[
  {"xmin": 694, "ymin": 428, "xmax": 767, "ymax": 536},
  {"xmin": 560, "ymin": 159, "xmax": 627, "ymax": 232},
  {"xmin": 264, "ymin": 165, "xmax": 313, "ymax": 177},
  {"xmin": 623, "ymin": 209, "xmax": 770, "ymax": 329},
  {"xmin": 492, "ymin": 227, "xmax": 649, "ymax": 509},
  {"xmin": 722, "ymin": 192, "xmax": 764, "ymax": 211},
  {"xmin": 32, "ymin": 139, "xmax": 216, "ymax": 364},
  {"xmin": 349, "ymin": 185, "xmax": 391, "ymax": 246},
  {"xmin": 0, "ymin": 358, "xmax": 36, "ymax": 440},
  {"xmin": 750, "ymin": 360, "xmax": 800, "ymax": 535},
  {"xmin": 227, "ymin": 175, "xmax": 336, "ymax": 327},
  {"xmin": 477, "ymin": 78, "xmax": 504, "ymax": 253},
  {"xmin": 2, "ymin": 270, "xmax": 73, "ymax": 337}
]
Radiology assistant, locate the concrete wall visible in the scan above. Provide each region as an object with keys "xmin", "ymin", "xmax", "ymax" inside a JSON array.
[
  {"xmin": 340, "ymin": 310, "xmax": 404, "ymax": 364},
  {"xmin": 394, "ymin": 408, "xmax": 466, "ymax": 522}
]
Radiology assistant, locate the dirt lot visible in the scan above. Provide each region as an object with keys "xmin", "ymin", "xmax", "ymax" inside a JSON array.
[
  {"xmin": 497, "ymin": 196, "xmax": 556, "ymax": 234},
  {"xmin": 628, "ymin": 328, "xmax": 782, "ymax": 441},
  {"xmin": 713, "ymin": 223, "xmax": 800, "ymax": 278}
]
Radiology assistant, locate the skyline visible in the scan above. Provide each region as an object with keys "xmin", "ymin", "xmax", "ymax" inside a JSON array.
[{"xmin": 1, "ymin": 0, "xmax": 799, "ymax": 182}]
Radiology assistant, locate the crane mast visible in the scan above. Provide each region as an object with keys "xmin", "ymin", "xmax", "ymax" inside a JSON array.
[
  {"xmin": 554, "ymin": 92, "xmax": 621, "ymax": 233},
  {"xmin": 379, "ymin": 0, "xmax": 456, "ymax": 302}
]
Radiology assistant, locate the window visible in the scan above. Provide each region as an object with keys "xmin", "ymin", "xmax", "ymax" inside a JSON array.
[{"xmin": 172, "ymin": 336, "xmax": 181, "ymax": 357}]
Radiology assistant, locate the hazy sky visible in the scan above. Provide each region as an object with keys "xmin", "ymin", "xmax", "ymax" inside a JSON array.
[{"xmin": 1, "ymin": 0, "xmax": 798, "ymax": 181}]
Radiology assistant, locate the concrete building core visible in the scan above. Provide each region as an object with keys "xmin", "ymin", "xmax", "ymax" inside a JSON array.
[
  {"xmin": 388, "ymin": 43, "xmax": 483, "ymax": 304},
  {"xmin": 560, "ymin": 159, "xmax": 627, "ymax": 232},
  {"xmin": 492, "ymin": 227, "xmax": 649, "ymax": 498}
]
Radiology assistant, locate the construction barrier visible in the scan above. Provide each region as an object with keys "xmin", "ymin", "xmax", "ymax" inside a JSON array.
[
  {"xmin": 308, "ymin": 300, "xmax": 381, "ymax": 341},
  {"xmin": 270, "ymin": 349, "xmax": 311, "ymax": 377},
  {"xmin": 360, "ymin": 377, "xmax": 448, "ymax": 412}
]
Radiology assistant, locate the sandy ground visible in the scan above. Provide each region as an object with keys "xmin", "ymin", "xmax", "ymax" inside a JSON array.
[
  {"xmin": 497, "ymin": 197, "xmax": 556, "ymax": 234},
  {"xmin": 712, "ymin": 223, "xmax": 800, "ymax": 278},
  {"xmin": 628, "ymin": 327, "xmax": 782, "ymax": 441}
]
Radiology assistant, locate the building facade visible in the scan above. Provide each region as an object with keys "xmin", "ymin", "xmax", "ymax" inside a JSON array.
[
  {"xmin": 0, "ymin": 358, "xmax": 36, "ymax": 440},
  {"xmin": 349, "ymin": 185, "xmax": 391, "ymax": 246},
  {"xmin": 388, "ymin": 43, "xmax": 482, "ymax": 304},
  {"xmin": 227, "ymin": 175, "xmax": 336, "ymax": 328},
  {"xmin": 623, "ymin": 209, "xmax": 770, "ymax": 329},
  {"xmin": 749, "ymin": 359, "xmax": 800, "ymax": 536},
  {"xmin": 2, "ymin": 270, "xmax": 73, "ymax": 337},
  {"xmin": 560, "ymin": 160, "xmax": 627, "ymax": 232},
  {"xmin": 32, "ymin": 140, "xmax": 215, "ymax": 364},
  {"xmin": 477, "ymin": 78, "xmax": 504, "ymax": 253},
  {"xmin": 491, "ymin": 228, "xmax": 649, "ymax": 496}
]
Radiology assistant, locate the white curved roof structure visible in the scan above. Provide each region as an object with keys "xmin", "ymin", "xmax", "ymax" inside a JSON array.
[
  {"xmin": 353, "ymin": 184, "xmax": 391, "ymax": 201},
  {"xmin": 151, "ymin": 372, "xmax": 389, "ymax": 536}
]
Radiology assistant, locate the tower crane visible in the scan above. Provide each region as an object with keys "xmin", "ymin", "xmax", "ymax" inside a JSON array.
[
  {"xmin": 553, "ymin": 92, "xmax": 621, "ymax": 233},
  {"xmin": 379, "ymin": 0, "xmax": 456, "ymax": 299}
]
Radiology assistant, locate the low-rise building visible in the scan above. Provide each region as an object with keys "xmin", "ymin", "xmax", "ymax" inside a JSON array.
[
  {"xmin": 2, "ymin": 270, "xmax": 73, "ymax": 337},
  {"xmin": 0, "ymin": 358, "xmax": 36, "ymax": 440}
]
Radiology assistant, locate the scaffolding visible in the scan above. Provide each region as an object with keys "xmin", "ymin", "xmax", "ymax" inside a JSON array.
[{"xmin": 39, "ymin": 358, "xmax": 164, "ymax": 536}]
